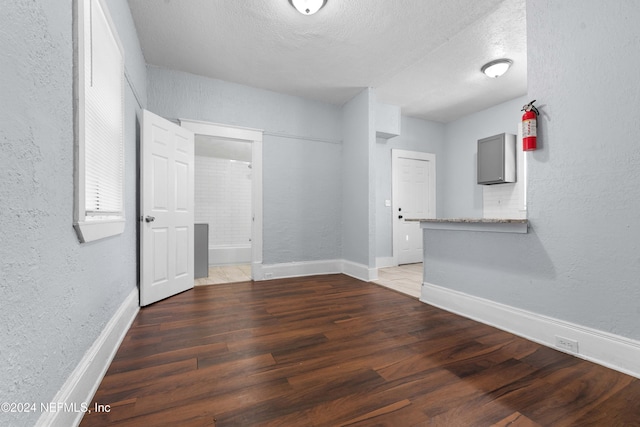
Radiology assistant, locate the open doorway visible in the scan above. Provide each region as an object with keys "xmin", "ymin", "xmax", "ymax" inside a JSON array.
[
  {"xmin": 194, "ymin": 135, "xmax": 252, "ymax": 285},
  {"xmin": 374, "ymin": 263, "xmax": 423, "ymax": 298},
  {"xmin": 374, "ymin": 149, "xmax": 436, "ymax": 299},
  {"xmin": 179, "ymin": 119, "xmax": 263, "ymax": 285}
]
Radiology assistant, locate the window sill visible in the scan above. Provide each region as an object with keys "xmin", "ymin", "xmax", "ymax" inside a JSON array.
[{"xmin": 74, "ymin": 218, "xmax": 125, "ymax": 243}]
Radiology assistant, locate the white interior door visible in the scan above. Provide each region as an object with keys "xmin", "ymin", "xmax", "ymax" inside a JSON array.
[
  {"xmin": 140, "ymin": 110, "xmax": 194, "ymax": 306},
  {"xmin": 392, "ymin": 150, "xmax": 436, "ymax": 265}
]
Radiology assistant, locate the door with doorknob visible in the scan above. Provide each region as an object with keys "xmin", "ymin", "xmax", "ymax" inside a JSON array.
[
  {"xmin": 140, "ymin": 109, "xmax": 195, "ymax": 306},
  {"xmin": 392, "ymin": 150, "xmax": 436, "ymax": 265}
]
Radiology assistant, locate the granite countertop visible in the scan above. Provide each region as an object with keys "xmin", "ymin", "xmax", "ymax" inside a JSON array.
[
  {"xmin": 406, "ymin": 218, "xmax": 527, "ymax": 224},
  {"xmin": 406, "ymin": 218, "xmax": 528, "ymax": 233}
]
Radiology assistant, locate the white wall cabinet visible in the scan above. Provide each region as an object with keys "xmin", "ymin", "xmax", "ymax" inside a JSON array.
[{"xmin": 376, "ymin": 103, "xmax": 401, "ymax": 139}]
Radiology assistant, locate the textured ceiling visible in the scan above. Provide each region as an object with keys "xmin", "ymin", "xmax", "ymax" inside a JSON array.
[{"xmin": 128, "ymin": 0, "xmax": 526, "ymax": 123}]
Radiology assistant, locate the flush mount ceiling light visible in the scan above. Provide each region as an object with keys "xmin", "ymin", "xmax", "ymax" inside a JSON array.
[
  {"xmin": 289, "ymin": 0, "xmax": 327, "ymax": 15},
  {"xmin": 481, "ymin": 59, "xmax": 513, "ymax": 78}
]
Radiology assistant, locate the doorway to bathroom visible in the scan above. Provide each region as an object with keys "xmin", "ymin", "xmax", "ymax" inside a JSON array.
[
  {"xmin": 194, "ymin": 134, "xmax": 252, "ymax": 285},
  {"xmin": 180, "ymin": 119, "xmax": 263, "ymax": 286}
]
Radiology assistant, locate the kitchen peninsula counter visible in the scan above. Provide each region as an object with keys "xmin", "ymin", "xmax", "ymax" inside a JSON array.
[{"xmin": 407, "ymin": 218, "xmax": 528, "ymax": 234}]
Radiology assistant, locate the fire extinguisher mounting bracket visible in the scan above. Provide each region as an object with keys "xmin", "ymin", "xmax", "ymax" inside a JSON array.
[{"xmin": 522, "ymin": 100, "xmax": 539, "ymax": 116}]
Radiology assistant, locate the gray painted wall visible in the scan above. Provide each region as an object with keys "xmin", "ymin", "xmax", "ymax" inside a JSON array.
[
  {"xmin": 375, "ymin": 116, "xmax": 445, "ymax": 258},
  {"xmin": 107, "ymin": 0, "xmax": 148, "ymax": 106},
  {"xmin": 147, "ymin": 67, "xmax": 343, "ymax": 264},
  {"xmin": 147, "ymin": 69, "xmax": 448, "ymax": 268},
  {"xmin": 0, "ymin": 1, "xmax": 144, "ymax": 425},
  {"xmin": 341, "ymin": 89, "xmax": 376, "ymax": 267},
  {"xmin": 442, "ymin": 96, "xmax": 527, "ymax": 218},
  {"xmin": 7, "ymin": 3, "xmax": 639, "ymax": 426},
  {"xmin": 424, "ymin": 1, "xmax": 640, "ymax": 341},
  {"xmin": 265, "ymin": 137, "xmax": 342, "ymax": 263}
]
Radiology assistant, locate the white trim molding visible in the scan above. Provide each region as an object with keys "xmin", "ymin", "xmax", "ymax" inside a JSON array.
[
  {"xmin": 178, "ymin": 119, "xmax": 263, "ymax": 141},
  {"xmin": 342, "ymin": 260, "xmax": 378, "ymax": 282},
  {"xmin": 260, "ymin": 260, "xmax": 342, "ymax": 280},
  {"xmin": 420, "ymin": 281, "xmax": 640, "ymax": 379},
  {"xmin": 74, "ymin": 219, "xmax": 125, "ymax": 243},
  {"xmin": 257, "ymin": 259, "xmax": 378, "ymax": 283},
  {"xmin": 376, "ymin": 256, "xmax": 396, "ymax": 269},
  {"xmin": 179, "ymin": 118, "xmax": 263, "ymax": 281},
  {"xmin": 36, "ymin": 289, "xmax": 139, "ymax": 427}
]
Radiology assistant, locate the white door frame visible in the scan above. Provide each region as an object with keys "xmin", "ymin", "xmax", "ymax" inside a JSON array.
[
  {"xmin": 179, "ymin": 119, "xmax": 264, "ymax": 280},
  {"xmin": 391, "ymin": 149, "xmax": 436, "ymax": 265}
]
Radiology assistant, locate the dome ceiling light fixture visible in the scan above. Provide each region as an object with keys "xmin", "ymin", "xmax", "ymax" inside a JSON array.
[
  {"xmin": 481, "ymin": 59, "xmax": 513, "ymax": 78},
  {"xmin": 288, "ymin": 0, "xmax": 327, "ymax": 15}
]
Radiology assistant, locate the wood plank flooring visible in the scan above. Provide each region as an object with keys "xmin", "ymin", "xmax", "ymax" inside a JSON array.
[{"xmin": 80, "ymin": 275, "xmax": 640, "ymax": 426}]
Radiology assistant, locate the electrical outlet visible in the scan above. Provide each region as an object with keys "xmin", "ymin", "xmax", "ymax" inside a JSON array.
[{"xmin": 555, "ymin": 336, "xmax": 579, "ymax": 354}]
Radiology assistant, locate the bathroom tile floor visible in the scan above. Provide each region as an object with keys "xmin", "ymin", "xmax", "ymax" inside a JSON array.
[
  {"xmin": 195, "ymin": 264, "xmax": 252, "ymax": 286},
  {"xmin": 373, "ymin": 262, "xmax": 423, "ymax": 298}
]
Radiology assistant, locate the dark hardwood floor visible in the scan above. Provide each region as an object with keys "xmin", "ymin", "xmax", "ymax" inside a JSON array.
[{"xmin": 80, "ymin": 274, "xmax": 640, "ymax": 426}]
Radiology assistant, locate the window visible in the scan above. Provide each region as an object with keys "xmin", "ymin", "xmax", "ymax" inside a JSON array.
[{"xmin": 74, "ymin": 0, "xmax": 125, "ymax": 243}]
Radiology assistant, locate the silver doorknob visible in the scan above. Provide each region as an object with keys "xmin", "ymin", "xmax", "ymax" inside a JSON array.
[{"xmin": 145, "ymin": 216, "xmax": 155, "ymax": 223}]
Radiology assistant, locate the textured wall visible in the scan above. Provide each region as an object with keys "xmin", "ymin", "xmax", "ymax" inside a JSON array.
[
  {"xmin": 147, "ymin": 67, "xmax": 343, "ymax": 264},
  {"xmin": 375, "ymin": 116, "xmax": 445, "ymax": 258},
  {"xmin": 106, "ymin": 0, "xmax": 147, "ymax": 104},
  {"xmin": 341, "ymin": 89, "xmax": 376, "ymax": 267},
  {"xmin": 0, "ymin": 1, "xmax": 143, "ymax": 425},
  {"xmin": 442, "ymin": 96, "xmax": 527, "ymax": 218},
  {"xmin": 264, "ymin": 137, "xmax": 342, "ymax": 263},
  {"xmin": 525, "ymin": 0, "xmax": 640, "ymax": 338},
  {"xmin": 424, "ymin": 1, "xmax": 640, "ymax": 341}
]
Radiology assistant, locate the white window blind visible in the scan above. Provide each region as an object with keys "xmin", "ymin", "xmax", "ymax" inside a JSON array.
[
  {"xmin": 84, "ymin": 0, "xmax": 123, "ymax": 217},
  {"xmin": 74, "ymin": 0, "xmax": 125, "ymax": 242}
]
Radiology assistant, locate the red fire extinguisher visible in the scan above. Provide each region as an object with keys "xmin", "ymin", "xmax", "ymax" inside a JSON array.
[{"xmin": 521, "ymin": 100, "xmax": 539, "ymax": 151}]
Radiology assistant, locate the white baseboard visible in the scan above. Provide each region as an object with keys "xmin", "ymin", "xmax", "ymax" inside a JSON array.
[
  {"xmin": 342, "ymin": 260, "xmax": 377, "ymax": 282},
  {"xmin": 36, "ymin": 289, "xmax": 139, "ymax": 427},
  {"xmin": 260, "ymin": 259, "xmax": 342, "ymax": 280},
  {"xmin": 251, "ymin": 261, "xmax": 265, "ymax": 281},
  {"xmin": 258, "ymin": 259, "xmax": 377, "ymax": 282},
  {"xmin": 376, "ymin": 256, "xmax": 396, "ymax": 269},
  {"xmin": 420, "ymin": 282, "xmax": 640, "ymax": 379}
]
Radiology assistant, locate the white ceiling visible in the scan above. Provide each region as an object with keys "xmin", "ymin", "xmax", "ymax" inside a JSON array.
[{"xmin": 128, "ymin": 0, "xmax": 527, "ymax": 123}]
